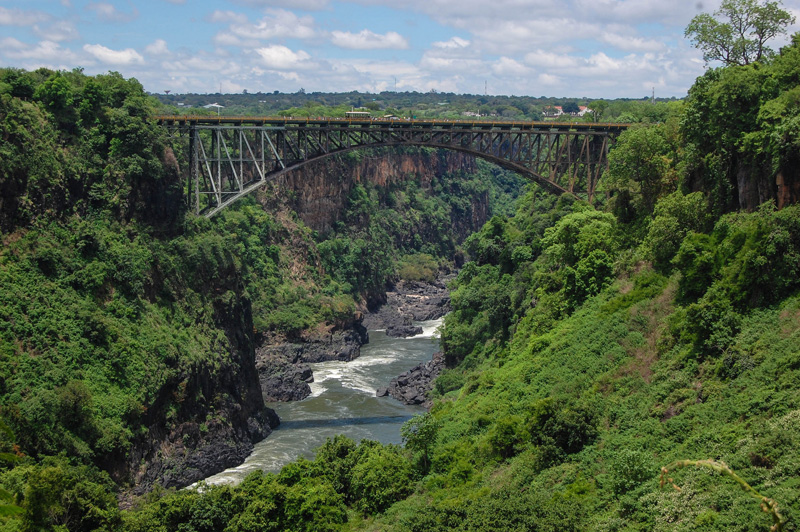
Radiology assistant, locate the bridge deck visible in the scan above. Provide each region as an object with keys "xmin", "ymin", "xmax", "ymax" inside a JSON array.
[
  {"xmin": 158, "ymin": 115, "xmax": 630, "ymax": 217},
  {"xmin": 155, "ymin": 115, "xmax": 630, "ymax": 132}
]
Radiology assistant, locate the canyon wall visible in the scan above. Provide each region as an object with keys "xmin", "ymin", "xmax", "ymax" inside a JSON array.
[{"xmin": 257, "ymin": 148, "xmax": 481, "ymax": 235}]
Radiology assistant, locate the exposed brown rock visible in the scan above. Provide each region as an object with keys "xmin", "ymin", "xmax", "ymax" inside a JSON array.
[{"xmin": 256, "ymin": 149, "xmax": 480, "ymax": 234}]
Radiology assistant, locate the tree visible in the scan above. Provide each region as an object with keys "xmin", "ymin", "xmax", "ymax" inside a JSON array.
[
  {"xmin": 561, "ymin": 101, "xmax": 581, "ymax": 115},
  {"xmin": 606, "ymin": 124, "xmax": 678, "ymax": 215},
  {"xmin": 588, "ymin": 100, "xmax": 607, "ymax": 122},
  {"xmin": 685, "ymin": 0, "xmax": 795, "ymax": 66},
  {"xmin": 401, "ymin": 413, "xmax": 439, "ymax": 473}
]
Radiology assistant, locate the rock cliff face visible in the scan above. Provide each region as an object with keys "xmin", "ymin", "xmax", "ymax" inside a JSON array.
[
  {"xmin": 705, "ymin": 156, "xmax": 800, "ymax": 212},
  {"xmin": 251, "ymin": 149, "xmax": 484, "ymax": 405},
  {"xmin": 255, "ymin": 324, "xmax": 369, "ymax": 402},
  {"xmin": 119, "ymin": 289, "xmax": 279, "ymax": 494},
  {"xmin": 776, "ymin": 157, "xmax": 800, "ymax": 209},
  {"xmin": 257, "ymin": 148, "xmax": 481, "ymax": 235}
]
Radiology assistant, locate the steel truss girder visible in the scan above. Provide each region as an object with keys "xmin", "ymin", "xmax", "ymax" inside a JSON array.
[{"xmin": 180, "ymin": 122, "xmax": 618, "ymax": 217}]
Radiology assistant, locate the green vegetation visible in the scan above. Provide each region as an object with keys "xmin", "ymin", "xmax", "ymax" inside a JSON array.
[
  {"xmin": 685, "ymin": 0, "xmax": 795, "ymax": 66},
  {"xmin": 0, "ymin": 65, "xmax": 526, "ymax": 530},
  {"xmin": 3, "ymin": 13, "xmax": 800, "ymax": 531},
  {"xmin": 317, "ymin": 154, "xmax": 525, "ymax": 301},
  {"xmin": 104, "ymin": 28, "xmax": 800, "ymax": 532}
]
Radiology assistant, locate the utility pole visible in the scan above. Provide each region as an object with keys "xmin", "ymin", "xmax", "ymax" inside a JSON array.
[{"xmin": 652, "ymin": 87, "xmax": 655, "ymax": 104}]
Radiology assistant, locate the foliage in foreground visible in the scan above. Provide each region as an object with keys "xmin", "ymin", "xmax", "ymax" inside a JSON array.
[
  {"xmin": 104, "ymin": 196, "xmax": 800, "ymax": 532},
  {"xmin": 122, "ymin": 437, "xmax": 411, "ymax": 532},
  {"xmin": 0, "ymin": 66, "xmax": 526, "ymax": 530}
]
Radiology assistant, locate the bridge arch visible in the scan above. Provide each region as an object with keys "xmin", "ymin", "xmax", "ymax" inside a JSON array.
[{"xmin": 158, "ymin": 116, "xmax": 627, "ymax": 217}]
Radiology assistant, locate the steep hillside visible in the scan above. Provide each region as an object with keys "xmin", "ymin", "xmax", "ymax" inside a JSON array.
[
  {"xmin": 0, "ymin": 66, "xmax": 524, "ymax": 528},
  {"xmin": 115, "ymin": 190, "xmax": 800, "ymax": 532},
  {"xmin": 112, "ymin": 36, "xmax": 800, "ymax": 532}
]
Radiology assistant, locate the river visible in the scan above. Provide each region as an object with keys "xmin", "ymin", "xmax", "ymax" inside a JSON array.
[{"xmin": 202, "ymin": 319, "xmax": 442, "ymax": 485}]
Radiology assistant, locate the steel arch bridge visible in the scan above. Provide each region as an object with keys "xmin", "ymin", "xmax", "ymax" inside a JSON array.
[{"xmin": 157, "ymin": 116, "xmax": 629, "ymax": 218}]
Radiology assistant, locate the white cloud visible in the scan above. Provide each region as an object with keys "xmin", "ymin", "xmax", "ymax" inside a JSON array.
[
  {"xmin": 145, "ymin": 39, "xmax": 170, "ymax": 56},
  {"xmin": 0, "ymin": 7, "xmax": 49, "ymax": 26},
  {"xmin": 574, "ymin": 0, "xmax": 711, "ymax": 25},
  {"xmin": 600, "ymin": 32, "xmax": 665, "ymax": 52},
  {"xmin": 234, "ymin": 10, "xmax": 315, "ymax": 40},
  {"xmin": 254, "ymin": 45, "xmax": 314, "ymax": 69},
  {"xmin": 33, "ymin": 20, "xmax": 79, "ymax": 42},
  {"xmin": 212, "ymin": 9, "xmax": 316, "ymax": 47},
  {"xmin": 2, "ymin": 38, "xmax": 79, "ymax": 63},
  {"xmin": 163, "ymin": 56, "xmax": 233, "ymax": 73},
  {"xmin": 208, "ymin": 10, "xmax": 249, "ymax": 24},
  {"xmin": 432, "ymin": 37, "xmax": 470, "ymax": 50},
  {"xmin": 213, "ymin": 33, "xmax": 253, "ymax": 48},
  {"xmin": 491, "ymin": 57, "xmax": 529, "ymax": 76},
  {"xmin": 419, "ymin": 54, "xmax": 482, "ymax": 73},
  {"xmin": 419, "ymin": 33, "xmax": 482, "ymax": 76},
  {"xmin": 523, "ymin": 50, "xmax": 580, "ymax": 69},
  {"xmin": 465, "ymin": 18, "xmax": 602, "ymax": 54},
  {"xmin": 83, "ymin": 44, "xmax": 144, "ymax": 65},
  {"xmin": 537, "ymin": 73, "xmax": 562, "ymax": 86},
  {"xmin": 330, "ymin": 29, "xmax": 408, "ymax": 50},
  {"xmin": 86, "ymin": 2, "xmax": 138, "ymax": 22}
]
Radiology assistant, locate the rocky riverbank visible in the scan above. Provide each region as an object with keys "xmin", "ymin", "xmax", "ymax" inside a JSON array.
[
  {"xmin": 255, "ymin": 324, "xmax": 368, "ymax": 402},
  {"xmin": 369, "ymin": 275, "xmax": 452, "ymax": 410},
  {"xmin": 362, "ymin": 276, "xmax": 453, "ymax": 335},
  {"xmin": 377, "ymin": 351, "xmax": 445, "ymax": 409},
  {"xmin": 255, "ymin": 275, "xmax": 452, "ymax": 404}
]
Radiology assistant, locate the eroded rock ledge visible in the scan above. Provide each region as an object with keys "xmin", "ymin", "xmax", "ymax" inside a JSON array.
[
  {"xmin": 377, "ymin": 351, "xmax": 445, "ymax": 409},
  {"xmin": 255, "ymin": 324, "xmax": 368, "ymax": 402},
  {"xmin": 362, "ymin": 276, "xmax": 453, "ymax": 335}
]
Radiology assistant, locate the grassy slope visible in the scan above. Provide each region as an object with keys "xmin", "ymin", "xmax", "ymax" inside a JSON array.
[
  {"xmin": 371, "ymin": 202, "xmax": 800, "ymax": 531},
  {"xmin": 385, "ymin": 280, "xmax": 799, "ymax": 531},
  {"xmin": 112, "ymin": 196, "xmax": 800, "ymax": 532}
]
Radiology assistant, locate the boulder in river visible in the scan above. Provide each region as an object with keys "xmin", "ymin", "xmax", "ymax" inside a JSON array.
[
  {"xmin": 379, "ymin": 351, "xmax": 445, "ymax": 409},
  {"xmin": 386, "ymin": 324, "xmax": 423, "ymax": 337}
]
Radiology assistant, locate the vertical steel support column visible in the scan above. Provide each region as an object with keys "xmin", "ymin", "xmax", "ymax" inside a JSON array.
[
  {"xmin": 190, "ymin": 124, "xmax": 200, "ymax": 215},
  {"xmin": 215, "ymin": 129, "xmax": 221, "ymax": 207},
  {"xmin": 187, "ymin": 124, "xmax": 194, "ymax": 211}
]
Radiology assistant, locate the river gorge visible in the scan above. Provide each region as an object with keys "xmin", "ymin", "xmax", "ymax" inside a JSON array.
[{"xmin": 203, "ymin": 319, "xmax": 441, "ymax": 485}]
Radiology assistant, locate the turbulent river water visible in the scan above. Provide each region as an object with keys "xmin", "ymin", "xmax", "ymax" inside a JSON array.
[{"xmin": 203, "ymin": 319, "xmax": 442, "ymax": 485}]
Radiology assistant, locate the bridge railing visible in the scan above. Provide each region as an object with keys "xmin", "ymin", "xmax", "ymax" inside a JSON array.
[
  {"xmin": 158, "ymin": 116, "xmax": 629, "ymax": 217},
  {"xmin": 156, "ymin": 115, "xmax": 631, "ymax": 131}
]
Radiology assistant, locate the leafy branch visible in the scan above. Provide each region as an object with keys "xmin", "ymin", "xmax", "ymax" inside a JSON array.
[{"xmin": 660, "ymin": 459, "xmax": 785, "ymax": 531}]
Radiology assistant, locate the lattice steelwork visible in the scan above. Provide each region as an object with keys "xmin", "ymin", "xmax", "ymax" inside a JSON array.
[{"xmin": 158, "ymin": 116, "xmax": 627, "ymax": 218}]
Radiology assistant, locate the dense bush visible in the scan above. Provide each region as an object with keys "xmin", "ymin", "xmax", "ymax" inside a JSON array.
[
  {"xmin": 317, "ymin": 159, "xmax": 526, "ymax": 303},
  {"xmin": 5, "ymin": 37, "xmax": 800, "ymax": 531}
]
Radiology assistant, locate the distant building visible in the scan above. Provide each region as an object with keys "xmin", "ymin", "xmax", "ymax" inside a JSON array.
[
  {"xmin": 543, "ymin": 105, "xmax": 592, "ymax": 117},
  {"xmin": 543, "ymin": 106, "xmax": 563, "ymax": 117},
  {"xmin": 462, "ymin": 111, "xmax": 481, "ymax": 117}
]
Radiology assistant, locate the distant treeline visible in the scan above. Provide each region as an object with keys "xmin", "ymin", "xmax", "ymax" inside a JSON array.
[{"xmin": 151, "ymin": 90, "xmax": 679, "ymax": 123}]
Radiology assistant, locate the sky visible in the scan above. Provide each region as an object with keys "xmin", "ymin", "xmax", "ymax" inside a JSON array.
[{"xmin": 2, "ymin": 0, "xmax": 799, "ymax": 98}]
